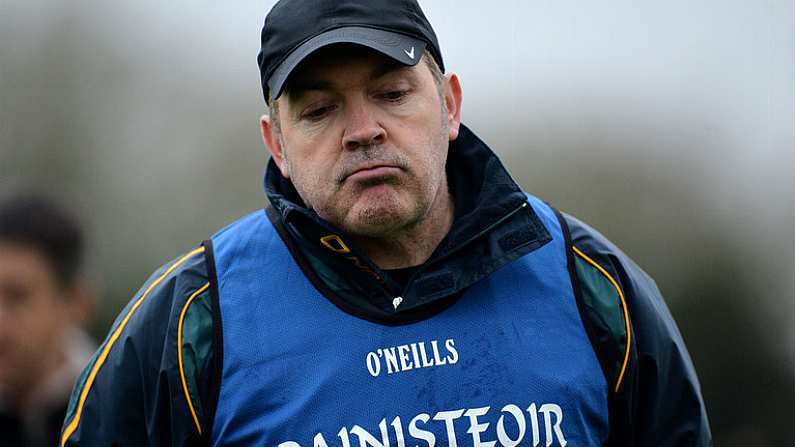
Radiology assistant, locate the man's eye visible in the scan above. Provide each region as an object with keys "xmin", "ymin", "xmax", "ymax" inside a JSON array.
[
  {"xmin": 380, "ymin": 90, "xmax": 408, "ymax": 102},
  {"xmin": 302, "ymin": 105, "xmax": 335, "ymax": 121}
]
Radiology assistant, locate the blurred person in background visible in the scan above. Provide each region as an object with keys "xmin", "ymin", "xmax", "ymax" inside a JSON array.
[{"xmin": 0, "ymin": 195, "xmax": 95, "ymax": 447}]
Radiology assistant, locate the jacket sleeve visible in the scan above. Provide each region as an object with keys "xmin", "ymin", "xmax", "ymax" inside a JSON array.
[
  {"xmin": 59, "ymin": 243, "xmax": 219, "ymax": 447},
  {"xmin": 562, "ymin": 213, "xmax": 712, "ymax": 446}
]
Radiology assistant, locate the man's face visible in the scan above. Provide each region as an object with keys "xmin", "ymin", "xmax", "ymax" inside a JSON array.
[
  {"xmin": 0, "ymin": 242, "xmax": 72, "ymax": 399},
  {"xmin": 262, "ymin": 45, "xmax": 461, "ymax": 237}
]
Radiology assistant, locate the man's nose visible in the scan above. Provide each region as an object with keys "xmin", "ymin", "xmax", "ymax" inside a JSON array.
[{"xmin": 341, "ymin": 99, "xmax": 386, "ymax": 151}]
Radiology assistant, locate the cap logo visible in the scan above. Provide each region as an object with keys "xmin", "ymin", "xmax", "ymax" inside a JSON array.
[{"xmin": 403, "ymin": 46, "xmax": 415, "ymax": 60}]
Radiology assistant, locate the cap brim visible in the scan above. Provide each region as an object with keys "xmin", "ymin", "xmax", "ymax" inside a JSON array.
[{"xmin": 268, "ymin": 26, "xmax": 427, "ymax": 101}]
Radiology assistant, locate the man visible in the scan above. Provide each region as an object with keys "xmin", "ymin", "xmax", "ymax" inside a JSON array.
[
  {"xmin": 61, "ymin": 0, "xmax": 711, "ymax": 445},
  {"xmin": 0, "ymin": 195, "xmax": 95, "ymax": 447}
]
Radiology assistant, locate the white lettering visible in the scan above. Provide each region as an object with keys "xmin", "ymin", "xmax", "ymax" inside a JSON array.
[
  {"xmin": 314, "ymin": 433, "xmax": 330, "ymax": 447},
  {"xmin": 539, "ymin": 404, "xmax": 567, "ymax": 447},
  {"xmin": 392, "ymin": 416, "xmax": 406, "ymax": 447},
  {"xmin": 383, "ymin": 348, "xmax": 399, "ymax": 375},
  {"xmin": 281, "ymin": 401, "xmax": 568, "ymax": 447},
  {"xmin": 445, "ymin": 339, "xmax": 459, "ymax": 364},
  {"xmin": 410, "ymin": 343, "xmax": 422, "ymax": 368},
  {"xmin": 367, "ymin": 339, "xmax": 459, "ymax": 376},
  {"xmin": 350, "ymin": 419, "xmax": 390, "ymax": 447},
  {"xmin": 367, "ymin": 352, "xmax": 381, "ymax": 377},
  {"xmin": 408, "ymin": 413, "xmax": 436, "ymax": 447},
  {"xmin": 390, "ymin": 417, "xmax": 406, "ymax": 447},
  {"xmin": 430, "ymin": 340, "xmax": 448, "ymax": 366},
  {"xmin": 496, "ymin": 404, "xmax": 526, "ymax": 447},
  {"xmin": 464, "ymin": 406, "xmax": 496, "ymax": 447},
  {"xmin": 527, "ymin": 403, "xmax": 541, "ymax": 446},
  {"xmin": 338, "ymin": 427, "xmax": 352, "ymax": 447},
  {"xmin": 418, "ymin": 342, "xmax": 435, "ymax": 367},
  {"xmin": 398, "ymin": 345, "xmax": 414, "ymax": 371},
  {"xmin": 432, "ymin": 409, "xmax": 464, "ymax": 447}
]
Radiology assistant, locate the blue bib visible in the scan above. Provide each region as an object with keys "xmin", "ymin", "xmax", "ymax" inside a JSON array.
[{"xmin": 210, "ymin": 196, "xmax": 608, "ymax": 446}]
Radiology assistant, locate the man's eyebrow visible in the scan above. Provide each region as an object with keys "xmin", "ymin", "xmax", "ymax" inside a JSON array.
[
  {"xmin": 372, "ymin": 60, "xmax": 411, "ymax": 79},
  {"xmin": 285, "ymin": 80, "xmax": 334, "ymax": 103}
]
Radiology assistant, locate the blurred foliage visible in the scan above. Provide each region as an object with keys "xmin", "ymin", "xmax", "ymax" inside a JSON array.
[{"xmin": 1, "ymin": 2, "xmax": 793, "ymax": 444}]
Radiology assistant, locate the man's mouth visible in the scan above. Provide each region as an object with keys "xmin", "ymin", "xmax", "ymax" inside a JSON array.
[{"xmin": 343, "ymin": 164, "xmax": 402, "ymax": 182}]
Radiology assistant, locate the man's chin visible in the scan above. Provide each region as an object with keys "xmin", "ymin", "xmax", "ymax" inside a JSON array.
[
  {"xmin": 326, "ymin": 184, "xmax": 425, "ymax": 236},
  {"xmin": 343, "ymin": 211, "xmax": 406, "ymax": 237},
  {"xmin": 341, "ymin": 199, "xmax": 417, "ymax": 238}
]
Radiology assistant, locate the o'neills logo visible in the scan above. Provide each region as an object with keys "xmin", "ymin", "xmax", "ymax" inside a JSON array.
[
  {"xmin": 365, "ymin": 339, "xmax": 458, "ymax": 377},
  {"xmin": 277, "ymin": 403, "xmax": 568, "ymax": 447}
]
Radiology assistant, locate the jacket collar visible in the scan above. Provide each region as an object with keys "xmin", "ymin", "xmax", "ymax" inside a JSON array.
[{"xmin": 264, "ymin": 124, "xmax": 551, "ymax": 324}]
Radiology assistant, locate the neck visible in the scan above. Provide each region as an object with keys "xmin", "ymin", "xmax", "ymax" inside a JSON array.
[{"xmin": 352, "ymin": 186, "xmax": 455, "ymax": 270}]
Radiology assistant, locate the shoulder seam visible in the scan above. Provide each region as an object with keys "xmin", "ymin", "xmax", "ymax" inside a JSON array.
[{"xmin": 60, "ymin": 246, "xmax": 206, "ymax": 447}]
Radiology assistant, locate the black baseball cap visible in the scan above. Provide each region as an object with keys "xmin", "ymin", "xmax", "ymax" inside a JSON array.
[{"xmin": 257, "ymin": 0, "xmax": 445, "ymax": 104}]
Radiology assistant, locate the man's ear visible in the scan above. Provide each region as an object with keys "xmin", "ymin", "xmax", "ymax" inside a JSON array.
[
  {"xmin": 443, "ymin": 73, "xmax": 463, "ymax": 141},
  {"xmin": 260, "ymin": 113, "xmax": 290, "ymax": 179}
]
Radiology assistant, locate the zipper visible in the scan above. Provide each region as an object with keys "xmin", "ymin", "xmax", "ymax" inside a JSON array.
[{"xmin": 396, "ymin": 201, "xmax": 529, "ymax": 301}]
